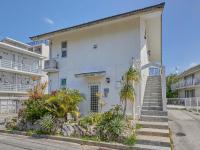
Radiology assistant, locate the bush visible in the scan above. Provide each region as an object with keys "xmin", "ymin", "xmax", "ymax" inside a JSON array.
[
  {"xmin": 38, "ymin": 114, "xmax": 55, "ymax": 134},
  {"xmin": 97, "ymin": 105, "xmax": 125, "ymax": 142},
  {"xmin": 79, "ymin": 113, "xmax": 102, "ymax": 128},
  {"xmin": 24, "ymin": 99, "xmax": 49, "ymax": 122},
  {"xmin": 123, "ymin": 134, "xmax": 137, "ymax": 145},
  {"xmin": 46, "ymin": 89, "xmax": 84, "ymax": 120}
]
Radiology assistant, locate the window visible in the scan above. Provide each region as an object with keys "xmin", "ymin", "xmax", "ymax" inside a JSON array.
[
  {"xmin": 61, "ymin": 41, "xmax": 67, "ymax": 58},
  {"xmin": 185, "ymin": 89, "xmax": 195, "ymax": 98},
  {"xmin": 61, "ymin": 78, "xmax": 67, "ymax": 88}
]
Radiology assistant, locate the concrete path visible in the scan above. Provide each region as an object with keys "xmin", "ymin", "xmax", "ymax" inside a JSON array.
[
  {"xmin": 0, "ymin": 132, "xmax": 113, "ymax": 150},
  {"xmin": 168, "ymin": 109, "xmax": 200, "ymax": 150}
]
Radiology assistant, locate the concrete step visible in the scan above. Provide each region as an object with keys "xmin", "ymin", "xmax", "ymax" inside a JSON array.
[
  {"xmin": 139, "ymin": 121, "xmax": 168, "ymax": 129},
  {"xmin": 145, "ymin": 85, "xmax": 161, "ymax": 88},
  {"xmin": 141, "ymin": 110, "xmax": 167, "ymax": 116},
  {"xmin": 137, "ymin": 128, "xmax": 169, "ymax": 137},
  {"xmin": 144, "ymin": 97, "xmax": 162, "ymax": 100},
  {"xmin": 134, "ymin": 144, "xmax": 170, "ymax": 150},
  {"xmin": 142, "ymin": 106, "xmax": 162, "ymax": 111},
  {"xmin": 137, "ymin": 135, "xmax": 171, "ymax": 147},
  {"xmin": 143, "ymin": 102, "xmax": 162, "ymax": 107},
  {"xmin": 140, "ymin": 115, "xmax": 168, "ymax": 122},
  {"xmin": 143, "ymin": 98, "xmax": 162, "ymax": 101}
]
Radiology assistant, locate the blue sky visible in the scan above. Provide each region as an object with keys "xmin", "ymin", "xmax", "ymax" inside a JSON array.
[{"xmin": 0, "ymin": 0, "xmax": 200, "ymax": 74}]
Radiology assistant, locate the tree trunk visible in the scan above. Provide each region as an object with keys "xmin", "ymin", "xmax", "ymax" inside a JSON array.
[{"xmin": 123, "ymin": 100, "xmax": 127, "ymax": 117}]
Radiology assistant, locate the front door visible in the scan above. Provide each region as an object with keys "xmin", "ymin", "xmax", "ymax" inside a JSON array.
[{"xmin": 89, "ymin": 84, "xmax": 99, "ymax": 112}]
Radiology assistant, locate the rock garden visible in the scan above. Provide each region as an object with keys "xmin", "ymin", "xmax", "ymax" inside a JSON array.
[{"xmin": 6, "ymin": 67, "xmax": 140, "ymax": 146}]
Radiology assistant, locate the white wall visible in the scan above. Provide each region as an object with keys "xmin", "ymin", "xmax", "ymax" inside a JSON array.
[{"xmin": 49, "ymin": 17, "xmax": 141, "ymax": 115}]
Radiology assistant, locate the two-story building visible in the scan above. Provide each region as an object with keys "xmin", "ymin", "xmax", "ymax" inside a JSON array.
[
  {"xmin": 30, "ymin": 3, "xmax": 166, "ymax": 117},
  {"xmin": 171, "ymin": 64, "xmax": 200, "ymax": 98},
  {"xmin": 0, "ymin": 37, "xmax": 49, "ymax": 113}
]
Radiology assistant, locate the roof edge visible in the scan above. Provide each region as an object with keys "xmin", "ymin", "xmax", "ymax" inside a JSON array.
[{"xmin": 30, "ymin": 2, "xmax": 165, "ymax": 40}]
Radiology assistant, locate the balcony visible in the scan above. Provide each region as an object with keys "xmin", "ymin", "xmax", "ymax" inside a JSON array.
[
  {"xmin": 171, "ymin": 78, "xmax": 200, "ymax": 91},
  {"xmin": 44, "ymin": 59, "xmax": 58, "ymax": 72},
  {"xmin": 0, "ymin": 84, "xmax": 32, "ymax": 94},
  {"xmin": 0, "ymin": 58, "xmax": 42, "ymax": 75}
]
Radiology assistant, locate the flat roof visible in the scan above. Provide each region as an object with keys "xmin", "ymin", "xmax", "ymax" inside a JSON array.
[{"xmin": 30, "ymin": 2, "xmax": 165, "ymax": 40}]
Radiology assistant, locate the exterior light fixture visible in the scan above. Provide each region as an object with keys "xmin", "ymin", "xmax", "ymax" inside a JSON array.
[{"xmin": 106, "ymin": 77, "xmax": 110, "ymax": 83}]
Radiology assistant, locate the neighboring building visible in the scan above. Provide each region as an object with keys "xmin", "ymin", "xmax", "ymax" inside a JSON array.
[
  {"xmin": 0, "ymin": 37, "xmax": 49, "ymax": 113},
  {"xmin": 171, "ymin": 64, "xmax": 200, "ymax": 98},
  {"xmin": 30, "ymin": 3, "xmax": 166, "ymax": 116}
]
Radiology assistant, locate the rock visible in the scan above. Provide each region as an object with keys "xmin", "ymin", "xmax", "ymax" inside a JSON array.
[
  {"xmin": 87, "ymin": 125, "xmax": 97, "ymax": 136},
  {"xmin": 119, "ymin": 126, "xmax": 133, "ymax": 141},
  {"xmin": 62, "ymin": 124, "xmax": 75, "ymax": 136},
  {"xmin": 61, "ymin": 123, "xmax": 87, "ymax": 137}
]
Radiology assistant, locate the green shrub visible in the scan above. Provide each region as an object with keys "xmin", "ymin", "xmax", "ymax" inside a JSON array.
[
  {"xmin": 24, "ymin": 99, "xmax": 49, "ymax": 122},
  {"xmin": 38, "ymin": 114, "xmax": 55, "ymax": 134},
  {"xmin": 46, "ymin": 89, "xmax": 84, "ymax": 120},
  {"xmin": 123, "ymin": 134, "xmax": 137, "ymax": 145},
  {"xmin": 136, "ymin": 123, "xmax": 142, "ymax": 130},
  {"xmin": 97, "ymin": 105, "xmax": 125, "ymax": 142},
  {"xmin": 79, "ymin": 113, "xmax": 102, "ymax": 128}
]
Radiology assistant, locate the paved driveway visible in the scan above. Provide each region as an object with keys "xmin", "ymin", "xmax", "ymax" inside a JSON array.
[
  {"xmin": 0, "ymin": 133, "xmax": 113, "ymax": 150},
  {"xmin": 168, "ymin": 109, "xmax": 200, "ymax": 150}
]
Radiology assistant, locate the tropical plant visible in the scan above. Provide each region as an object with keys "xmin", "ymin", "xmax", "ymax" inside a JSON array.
[
  {"xmin": 120, "ymin": 67, "xmax": 140, "ymax": 117},
  {"xmin": 28, "ymin": 82, "xmax": 48, "ymax": 100},
  {"xmin": 97, "ymin": 105, "xmax": 125, "ymax": 142},
  {"xmin": 38, "ymin": 114, "xmax": 55, "ymax": 134},
  {"xmin": 45, "ymin": 89, "xmax": 83, "ymax": 120},
  {"xmin": 166, "ymin": 74, "xmax": 178, "ymax": 98},
  {"xmin": 79, "ymin": 113, "xmax": 102, "ymax": 128},
  {"xmin": 96, "ymin": 92, "xmax": 106, "ymax": 112},
  {"xmin": 24, "ymin": 99, "xmax": 49, "ymax": 122}
]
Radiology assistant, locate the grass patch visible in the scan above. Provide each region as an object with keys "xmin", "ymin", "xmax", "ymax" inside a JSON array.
[
  {"xmin": 81, "ymin": 135, "xmax": 100, "ymax": 142},
  {"xmin": 123, "ymin": 134, "xmax": 137, "ymax": 146},
  {"xmin": 136, "ymin": 123, "xmax": 142, "ymax": 130}
]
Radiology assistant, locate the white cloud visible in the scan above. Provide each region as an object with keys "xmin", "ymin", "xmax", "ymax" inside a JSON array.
[
  {"xmin": 189, "ymin": 62, "xmax": 198, "ymax": 68},
  {"xmin": 44, "ymin": 17, "xmax": 54, "ymax": 25}
]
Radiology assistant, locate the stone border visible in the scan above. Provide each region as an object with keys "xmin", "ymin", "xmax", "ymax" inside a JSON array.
[{"xmin": 0, "ymin": 129, "xmax": 136, "ymax": 150}]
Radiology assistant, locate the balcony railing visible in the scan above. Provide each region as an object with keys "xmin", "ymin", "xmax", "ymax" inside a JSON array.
[
  {"xmin": 0, "ymin": 84, "xmax": 32, "ymax": 93},
  {"xmin": 171, "ymin": 78, "xmax": 200, "ymax": 90},
  {"xmin": 0, "ymin": 58, "xmax": 42, "ymax": 74},
  {"xmin": 44, "ymin": 59, "xmax": 58, "ymax": 72}
]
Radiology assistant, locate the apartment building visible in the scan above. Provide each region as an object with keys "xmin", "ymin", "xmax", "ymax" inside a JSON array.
[
  {"xmin": 0, "ymin": 37, "xmax": 49, "ymax": 113},
  {"xmin": 30, "ymin": 3, "xmax": 166, "ymax": 116},
  {"xmin": 171, "ymin": 64, "xmax": 200, "ymax": 98}
]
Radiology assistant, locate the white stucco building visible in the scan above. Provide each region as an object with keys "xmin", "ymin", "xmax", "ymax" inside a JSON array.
[
  {"xmin": 31, "ymin": 3, "xmax": 166, "ymax": 116},
  {"xmin": 171, "ymin": 64, "xmax": 200, "ymax": 98},
  {"xmin": 0, "ymin": 37, "xmax": 49, "ymax": 113}
]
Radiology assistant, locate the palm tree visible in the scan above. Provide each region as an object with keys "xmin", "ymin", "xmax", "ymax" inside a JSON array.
[{"xmin": 120, "ymin": 66, "xmax": 140, "ymax": 117}]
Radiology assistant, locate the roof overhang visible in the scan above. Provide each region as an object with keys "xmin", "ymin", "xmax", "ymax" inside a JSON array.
[
  {"xmin": 75, "ymin": 71, "xmax": 106, "ymax": 78},
  {"xmin": 178, "ymin": 64, "xmax": 200, "ymax": 79},
  {"xmin": 0, "ymin": 42, "xmax": 45, "ymax": 59},
  {"xmin": 30, "ymin": 2, "xmax": 165, "ymax": 40}
]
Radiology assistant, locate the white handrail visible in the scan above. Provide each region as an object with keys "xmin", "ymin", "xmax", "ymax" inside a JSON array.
[
  {"xmin": 0, "ymin": 83, "xmax": 32, "ymax": 92},
  {"xmin": 161, "ymin": 66, "xmax": 167, "ymax": 111},
  {"xmin": 0, "ymin": 58, "xmax": 42, "ymax": 74},
  {"xmin": 171, "ymin": 77, "xmax": 200, "ymax": 90}
]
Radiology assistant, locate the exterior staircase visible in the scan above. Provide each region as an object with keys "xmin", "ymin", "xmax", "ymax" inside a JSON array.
[{"xmin": 135, "ymin": 76, "xmax": 171, "ymax": 150}]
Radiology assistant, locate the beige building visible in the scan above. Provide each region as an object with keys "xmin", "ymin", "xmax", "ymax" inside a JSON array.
[{"xmin": 171, "ymin": 64, "xmax": 200, "ymax": 98}]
